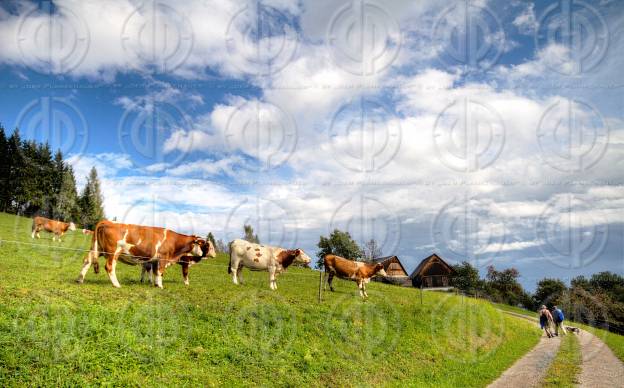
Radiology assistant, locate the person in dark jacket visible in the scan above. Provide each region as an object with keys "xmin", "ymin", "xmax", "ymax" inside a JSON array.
[
  {"xmin": 552, "ymin": 306, "xmax": 566, "ymax": 336},
  {"xmin": 539, "ymin": 305, "xmax": 555, "ymax": 338}
]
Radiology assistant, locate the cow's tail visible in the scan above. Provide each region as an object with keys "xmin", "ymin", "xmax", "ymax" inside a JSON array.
[{"xmin": 227, "ymin": 241, "xmax": 233, "ymax": 274}]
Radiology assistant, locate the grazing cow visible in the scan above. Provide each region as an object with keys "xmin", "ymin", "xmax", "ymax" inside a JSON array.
[
  {"xmin": 76, "ymin": 220, "xmax": 216, "ymax": 288},
  {"xmin": 82, "ymin": 229, "xmax": 94, "ymax": 235},
  {"xmin": 323, "ymin": 254, "xmax": 387, "ymax": 298},
  {"xmin": 228, "ymin": 239, "xmax": 312, "ymax": 290},
  {"xmin": 31, "ymin": 216, "xmax": 76, "ymax": 242}
]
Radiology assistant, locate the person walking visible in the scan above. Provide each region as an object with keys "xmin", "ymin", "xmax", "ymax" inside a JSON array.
[
  {"xmin": 539, "ymin": 305, "xmax": 555, "ymax": 338},
  {"xmin": 552, "ymin": 306, "xmax": 566, "ymax": 336}
]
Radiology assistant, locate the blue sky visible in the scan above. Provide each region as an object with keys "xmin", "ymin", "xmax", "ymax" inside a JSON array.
[{"xmin": 0, "ymin": 0, "xmax": 622, "ymax": 290}]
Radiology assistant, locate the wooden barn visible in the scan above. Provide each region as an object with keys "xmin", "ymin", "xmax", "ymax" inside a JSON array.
[
  {"xmin": 410, "ymin": 253, "xmax": 456, "ymax": 288},
  {"xmin": 372, "ymin": 256, "xmax": 411, "ymax": 286}
]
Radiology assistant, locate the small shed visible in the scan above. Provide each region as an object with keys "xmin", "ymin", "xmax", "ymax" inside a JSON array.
[
  {"xmin": 410, "ymin": 253, "xmax": 456, "ymax": 288},
  {"xmin": 373, "ymin": 256, "xmax": 411, "ymax": 285}
]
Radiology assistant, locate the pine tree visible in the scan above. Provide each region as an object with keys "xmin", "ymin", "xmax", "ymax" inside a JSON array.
[
  {"xmin": 79, "ymin": 167, "xmax": 105, "ymax": 229},
  {"xmin": 8, "ymin": 131, "xmax": 27, "ymax": 214},
  {"xmin": 48, "ymin": 150, "xmax": 65, "ymax": 218},
  {"xmin": 206, "ymin": 232, "xmax": 217, "ymax": 251},
  {"xmin": 0, "ymin": 125, "xmax": 8, "ymax": 211},
  {"xmin": 56, "ymin": 166, "xmax": 79, "ymax": 222},
  {"xmin": 243, "ymin": 224, "xmax": 259, "ymax": 243}
]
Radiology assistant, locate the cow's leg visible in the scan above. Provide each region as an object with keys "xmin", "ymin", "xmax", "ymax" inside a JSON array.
[
  {"xmin": 230, "ymin": 256, "xmax": 240, "ymax": 285},
  {"xmin": 327, "ymin": 272, "xmax": 335, "ymax": 292},
  {"xmin": 31, "ymin": 227, "xmax": 36, "ymax": 239},
  {"xmin": 77, "ymin": 249, "xmax": 97, "ymax": 283},
  {"xmin": 105, "ymin": 253, "xmax": 121, "ymax": 288},
  {"xmin": 58, "ymin": 232, "xmax": 63, "ymax": 242},
  {"xmin": 140, "ymin": 264, "xmax": 147, "ymax": 283},
  {"xmin": 236, "ymin": 266, "xmax": 244, "ymax": 285},
  {"xmin": 363, "ymin": 281, "xmax": 369, "ymax": 298},
  {"xmin": 154, "ymin": 261, "xmax": 165, "ymax": 289},
  {"xmin": 269, "ymin": 267, "xmax": 276, "ymax": 290},
  {"xmin": 181, "ymin": 263, "xmax": 190, "ymax": 286},
  {"xmin": 356, "ymin": 280, "xmax": 365, "ymax": 298}
]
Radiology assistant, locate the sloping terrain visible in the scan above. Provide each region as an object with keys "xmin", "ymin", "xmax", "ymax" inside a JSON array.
[{"xmin": 0, "ymin": 213, "xmax": 540, "ymax": 386}]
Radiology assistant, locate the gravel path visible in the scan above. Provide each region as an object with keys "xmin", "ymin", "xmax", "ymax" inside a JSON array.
[
  {"xmin": 577, "ymin": 329, "xmax": 624, "ymax": 387},
  {"xmin": 487, "ymin": 334, "xmax": 561, "ymax": 388}
]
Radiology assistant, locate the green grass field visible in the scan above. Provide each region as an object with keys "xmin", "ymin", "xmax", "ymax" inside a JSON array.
[
  {"xmin": 493, "ymin": 303, "xmax": 624, "ymax": 363},
  {"xmin": 543, "ymin": 333, "xmax": 581, "ymax": 387},
  {"xmin": 0, "ymin": 213, "xmax": 542, "ymax": 386}
]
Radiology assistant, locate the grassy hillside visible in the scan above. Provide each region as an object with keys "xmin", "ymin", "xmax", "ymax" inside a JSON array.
[{"xmin": 0, "ymin": 213, "xmax": 541, "ymax": 386}]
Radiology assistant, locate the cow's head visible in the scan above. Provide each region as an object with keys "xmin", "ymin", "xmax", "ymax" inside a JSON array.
[
  {"xmin": 374, "ymin": 263, "xmax": 387, "ymax": 277},
  {"xmin": 202, "ymin": 239, "xmax": 217, "ymax": 258},
  {"xmin": 191, "ymin": 237, "xmax": 216, "ymax": 258},
  {"xmin": 68, "ymin": 222, "xmax": 76, "ymax": 231},
  {"xmin": 293, "ymin": 248, "xmax": 312, "ymax": 266}
]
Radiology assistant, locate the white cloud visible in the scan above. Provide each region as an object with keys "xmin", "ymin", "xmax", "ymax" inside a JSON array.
[{"xmin": 512, "ymin": 3, "xmax": 537, "ymax": 35}]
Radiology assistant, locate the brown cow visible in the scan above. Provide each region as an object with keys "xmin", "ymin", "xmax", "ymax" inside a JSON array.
[
  {"xmin": 76, "ymin": 220, "xmax": 216, "ymax": 288},
  {"xmin": 82, "ymin": 229, "xmax": 94, "ymax": 235},
  {"xmin": 323, "ymin": 254, "xmax": 387, "ymax": 298},
  {"xmin": 31, "ymin": 216, "xmax": 76, "ymax": 242}
]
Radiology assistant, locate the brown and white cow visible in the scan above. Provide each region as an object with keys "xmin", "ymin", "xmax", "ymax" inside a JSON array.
[
  {"xmin": 228, "ymin": 239, "xmax": 312, "ymax": 290},
  {"xmin": 324, "ymin": 254, "xmax": 387, "ymax": 299},
  {"xmin": 31, "ymin": 216, "xmax": 76, "ymax": 242},
  {"xmin": 82, "ymin": 229, "xmax": 94, "ymax": 235},
  {"xmin": 76, "ymin": 220, "xmax": 216, "ymax": 288}
]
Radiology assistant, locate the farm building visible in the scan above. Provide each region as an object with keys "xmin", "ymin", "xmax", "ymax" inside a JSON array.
[
  {"xmin": 372, "ymin": 256, "xmax": 411, "ymax": 286},
  {"xmin": 410, "ymin": 254, "xmax": 456, "ymax": 288}
]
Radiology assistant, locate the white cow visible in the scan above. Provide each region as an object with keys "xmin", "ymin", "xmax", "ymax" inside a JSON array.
[{"xmin": 228, "ymin": 239, "xmax": 312, "ymax": 290}]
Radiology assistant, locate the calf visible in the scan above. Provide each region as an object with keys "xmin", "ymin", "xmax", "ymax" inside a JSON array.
[
  {"xmin": 228, "ymin": 239, "xmax": 312, "ymax": 290},
  {"xmin": 323, "ymin": 254, "xmax": 387, "ymax": 298},
  {"xmin": 31, "ymin": 216, "xmax": 76, "ymax": 242},
  {"xmin": 76, "ymin": 220, "xmax": 215, "ymax": 288}
]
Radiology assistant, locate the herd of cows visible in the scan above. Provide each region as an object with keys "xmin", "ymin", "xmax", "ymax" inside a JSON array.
[{"xmin": 30, "ymin": 216, "xmax": 388, "ymax": 298}]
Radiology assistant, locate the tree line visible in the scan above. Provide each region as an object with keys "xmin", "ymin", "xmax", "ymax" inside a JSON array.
[
  {"xmin": 451, "ymin": 261, "xmax": 624, "ymax": 334},
  {"xmin": 0, "ymin": 126, "xmax": 104, "ymax": 229}
]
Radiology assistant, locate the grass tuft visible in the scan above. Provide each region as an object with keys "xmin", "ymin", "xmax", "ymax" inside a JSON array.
[{"xmin": 543, "ymin": 333, "xmax": 581, "ymax": 387}]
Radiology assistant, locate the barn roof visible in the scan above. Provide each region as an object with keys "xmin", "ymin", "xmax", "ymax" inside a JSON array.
[
  {"xmin": 409, "ymin": 253, "xmax": 456, "ymax": 278},
  {"xmin": 372, "ymin": 255, "xmax": 409, "ymax": 276}
]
